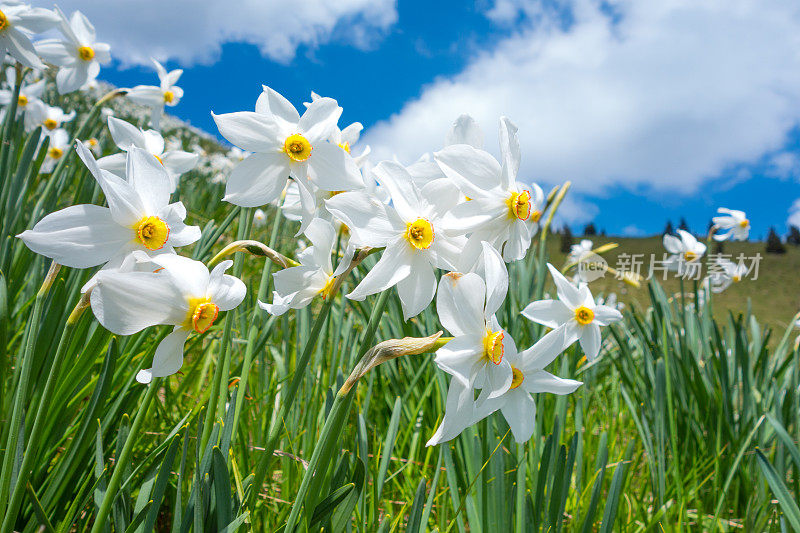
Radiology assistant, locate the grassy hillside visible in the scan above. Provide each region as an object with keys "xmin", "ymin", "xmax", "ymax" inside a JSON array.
[{"xmin": 548, "ymin": 235, "xmax": 800, "ymax": 333}]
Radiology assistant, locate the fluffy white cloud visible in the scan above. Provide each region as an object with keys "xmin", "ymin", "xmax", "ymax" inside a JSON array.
[
  {"xmin": 32, "ymin": 0, "xmax": 397, "ymax": 65},
  {"xmin": 364, "ymin": 0, "xmax": 800, "ymax": 196},
  {"xmin": 788, "ymin": 199, "xmax": 800, "ymax": 228}
]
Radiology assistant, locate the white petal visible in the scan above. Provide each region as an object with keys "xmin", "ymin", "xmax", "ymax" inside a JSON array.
[
  {"xmin": 579, "ymin": 324, "xmax": 602, "ymax": 361},
  {"xmin": 298, "ymin": 97, "xmax": 341, "ymax": 143},
  {"xmin": 434, "ymin": 334, "xmax": 484, "ymax": 387},
  {"xmin": 372, "ymin": 160, "xmax": 420, "ymax": 221},
  {"xmin": 256, "ymin": 85, "xmax": 300, "ymax": 124},
  {"xmin": 520, "ymin": 299, "xmax": 573, "ymax": 329},
  {"xmin": 108, "ymin": 116, "xmax": 146, "ymax": 150},
  {"xmin": 426, "ymin": 379, "xmax": 476, "ymax": 446},
  {"xmin": 161, "ymin": 151, "xmax": 199, "ymax": 175},
  {"xmin": 445, "ymin": 114, "xmax": 483, "ymax": 148},
  {"xmin": 434, "ymin": 144, "xmax": 502, "ymax": 197},
  {"xmin": 325, "ymin": 191, "xmax": 398, "ymax": 247},
  {"xmin": 208, "ymin": 262, "xmax": 246, "ymax": 311},
  {"xmin": 436, "ymin": 272, "xmax": 487, "ymax": 337},
  {"xmin": 127, "ymin": 147, "xmax": 171, "ymax": 214},
  {"xmin": 148, "ymin": 254, "xmax": 210, "ymax": 300},
  {"xmin": 223, "ymin": 152, "xmax": 290, "ymax": 207},
  {"xmin": 346, "ymin": 240, "xmax": 413, "ymax": 301},
  {"xmin": 518, "ymin": 325, "xmax": 572, "ymax": 372},
  {"xmin": 17, "ymin": 204, "xmax": 130, "ymax": 268},
  {"xmin": 592, "ymin": 305, "xmax": 623, "ymax": 326},
  {"xmin": 547, "ymin": 263, "xmax": 583, "ymax": 309},
  {"xmin": 308, "ymin": 142, "xmax": 363, "ymax": 191},
  {"xmin": 90, "ymin": 271, "xmax": 187, "ymax": 335},
  {"xmin": 126, "ymin": 85, "xmax": 165, "ymax": 107},
  {"xmin": 522, "ymin": 370, "xmax": 582, "ymax": 395},
  {"xmin": 56, "ymin": 64, "xmax": 90, "ymax": 94},
  {"xmin": 96, "ymin": 153, "xmax": 127, "ymax": 177},
  {"xmin": 77, "ymin": 141, "xmax": 144, "ymax": 225},
  {"xmin": 396, "ymin": 258, "xmax": 437, "ymax": 320},
  {"xmin": 500, "ymin": 388, "xmax": 537, "ymax": 443},
  {"xmin": 498, "ymin": 117, "xmax": 520, "ymax": 189},
  {"xmin": 136, "ymin": 328, "xmax": 190, "ymax": 383},
  {"xmin": 212, "ymin": 111, "xmax": 282, "ymax": 152}
]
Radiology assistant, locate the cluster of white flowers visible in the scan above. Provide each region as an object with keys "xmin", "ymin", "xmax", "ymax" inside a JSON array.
[
  {"xmin": 209, "ymin": 84, "xmax": 630, "ymax": 444},
  {"xmin": 661, "ymin": 208, "xmax": 751, "ymax": 294},
  {"xmin": 4, "ymin": 3, "xmax": 680, "ymax": 446},
  {"xmin": 0, "ymin": 3, "xmax": 246, "ymax": 384}
]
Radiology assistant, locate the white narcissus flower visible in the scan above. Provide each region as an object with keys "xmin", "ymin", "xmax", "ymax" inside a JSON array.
[
  {"xmin": 433, "ymin": 244, "xmax": 514, "ymax": 399},
  {"xmin": 707, "ymin": 258, "xmax": 748, "ymax": 293},
  {"xmin": 126, "ymin": 58, "xmax": 184, "ymax": 130},
  {"xmin": 521, "ymin": 264, "xmax": 623, "ymax": 361},
  {"xmin": 0, "ymin": 66, "xmax": 44, "ymax": 115},
  {"xmin": 568, "ymin": 239, "xmax": 593, "ymax": 264},
  {"xmin": 35, "ymin": 8, "xmax": 110, "ymax": 94},
  {"xmin": 212, "ymin": 85, "xmax": 362, "ymax": 207},
  {"xmin": 18, "ymin": 144, "xmax": 201, "ymax": 272},
  {"xmin": 24, "ymin": 100, "xmax": 74, "ymax": 134},
  {"xmin": 97, "ymin": 117, "xmax": 198, "ymax": 192},
  {"xmin": 258, "ymin": 218, "xmax": 352, "ymax": 316},
  {"xmin": 252, "ymin": 208, "xmax": 267, "ymax": 227},
  {"xmin": 325, "ymin": 161, "xmax": 466, "ymax": 319},
  {"xmin": 712, "ymin": 208, "xmax": 750, "ymax": 241},
  {"xmin": 435, "ymin": 117, "xmax": 545, "ymax": 262},
  {"xmin": 0, "ymin": 2, "xmax": 59, "ymax": 69},
  {"xmin": 427, "ymin": 325, "xmax": 581, "ymax": 445},
  {"xmin": 663, "ymin": 229, "xmax": 706, "ymax": 273},
  {"xmin": 39, "ymin": 127, "xmax": 68, "ymax": 172},
  {"xmin": 89, "ymin": 253, "xmax": 246, "ymax": 384}
]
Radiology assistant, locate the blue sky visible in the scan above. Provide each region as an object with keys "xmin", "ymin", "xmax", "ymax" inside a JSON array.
[{"xmin": 48, "ymin": 0, "xmax": 800, "ymax": 238}]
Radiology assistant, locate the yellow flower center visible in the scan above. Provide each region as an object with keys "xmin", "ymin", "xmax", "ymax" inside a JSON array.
[
  {"xmin": 78, "ymin": 46, "xmax": 95, "ymax": 61},
  {"xmin": 283, "ymin": 133, "xmax": 312, "ymax": 162},
  {"xmin": 88, "ymin": 138, "xmax": 98, "ymax": 147},
  {"xmin": 574, "ymin": 306, "xmax": 594, "ymax": 326},
  {"xmin": 0, "ymin": 10, "xmax": 8, "ymax": 31},
  {"xmin": 135, "ymin": 216, "xmax": 170, "ymax": 250},
  {"xmin": 43, "ymin": 118, "xmax": 58, "ymax": 130},
  {"xmin": 405, "ymin": 218, "xmax": 434, "ymax": 250},
  {"xmin": 163, "ymin": 90, "xmax": 174, "ymax": 103},
  {"xmin": 319, "ymin": 276, "xmax": 336, "ymax": 299},
  {"xmin": 17, "ymin": 94, "xmax": 27, "ymax": 107},
  {"xmin": 507, "ymin": 190, "xmax": 532, "ymax": 221},
  {"xmin": 338, "ymin": 141, "xmax": 350, "ymax": 153},
  {"xmin": 530, "ymin": 210, "xmax": 542, "ymax": 222},
  {"xmin": 739, "ymin": 218, "xmax": 749, "ymax": 229},
  {"xmin": 483, "ymin": 330, "xmax": 505, "ymax": 365},
  {"xmin": 186, "ymin": 297, "xmax": 219, "ymax": 334},
  {"xmin": 510, "ymin": 366, "xmax": 525, "ymax": 389},
  {"xmin": 732, "ymin": 275, "xmax": 741, "ymax": 283},
  {"xmin": 683, "ymin": 251, "xmax": 697, "ymax": 262},
  {"xmin": 47, "ymin": 147, "xmax": 63, "ymax": 159}
]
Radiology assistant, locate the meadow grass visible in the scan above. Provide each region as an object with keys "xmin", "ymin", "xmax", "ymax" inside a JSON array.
[{"xmin": 1, "ymin": 85, "xmax": 799, "ymax": 532}]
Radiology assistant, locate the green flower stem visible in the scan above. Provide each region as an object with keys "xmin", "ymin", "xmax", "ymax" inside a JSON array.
[
  {"xmin": 232, "ymin": 210, "xmax": 283, "ymax": 437},
  {"xmin": 89, "ymin": 376, "xmax": 161, "ymax": 533},
  {"xmin": 200, "ymin": 207, "xmax": 252, "ymax": 450},
  {"xmin": 0, "ymin": 261, "xmax": 60, "ymax": 521},
  {"xmin": 283, "ymin": 289, "xmax": 391, "ymax": 532},
  {"xmin": 1, "ymin": 292, "xmax": 88, "ymax": 533}
]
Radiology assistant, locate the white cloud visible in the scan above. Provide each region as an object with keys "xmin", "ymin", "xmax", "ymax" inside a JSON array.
[
  {"xmin": 621, "ymin": 224, "xmax": 645, "ymax": 237},
  {"xmin": 788, "ymin": 199, "xmax": 800, "ymax": 228},
  {"xmin": 364, "ymin": 0, "xmax": 800, "ymax": 197},
  {"xmin": 33, "ymin": 0, "xmax": 397, "ymax": 66}
]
